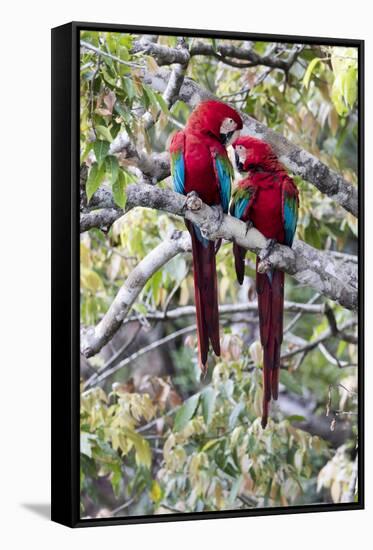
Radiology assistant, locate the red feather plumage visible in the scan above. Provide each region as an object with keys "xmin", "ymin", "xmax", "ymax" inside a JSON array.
[
  {"xmin": 232, "ymin": 136, "xmax": 299, "ymax": 427},
  {"xmin": 169, "ymin": 101, "xmax": 243, "ymax": 373}
]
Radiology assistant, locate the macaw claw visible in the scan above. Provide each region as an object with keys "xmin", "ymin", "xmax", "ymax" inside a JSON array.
[
  {"xmin": 258, "ymin": 239, "xmax": 277, "ymax": 272},
  {"xmin": 211, "ymin": 204, "xmax": 224, "ymax": 225},
  {"xmin": 244, "ymin": 219, "xmax": 254, "ymax": 235},
  {"xmin": 259, "ymin": 238, "xmax": 277, "ymax": 261},
  {"xmin": 186, "ymin": 191, "xmax": 202, "ymax": 211}
]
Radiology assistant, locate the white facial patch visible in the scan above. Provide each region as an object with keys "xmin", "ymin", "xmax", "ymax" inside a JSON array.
[
  {"xmin": 235, "ymin": 144, "xmax": 247, "ymax": 165},
  {"xmin": 220, "ymin": 117, "xmax": 238, "ymax": 135}
]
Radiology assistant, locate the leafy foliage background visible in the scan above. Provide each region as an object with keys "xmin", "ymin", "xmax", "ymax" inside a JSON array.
[{"xmin": 79, "ymin": 31, "xmax": 358, "ymax": 518}]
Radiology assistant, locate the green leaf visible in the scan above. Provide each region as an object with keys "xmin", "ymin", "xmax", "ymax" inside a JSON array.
[
  {"xmin": 114, "ymin": 102, "xmax": 132, "ymax": 123},
  {"xmin": 80, "ymin": 432, "xmax": 96, "ymax": 458},
  {"xmin": 93, "ymin": 140, "xmax": 110, "ymax": 165},
  {"xmin": 279, "ymin": 370, "xmax": 303, "ymax": 396},
  {"xmin": 86, "ymin": 162, "xmax": 106, "ymax": 202},
  {"xmin": 150, "ymin": 269, "xmax": 162, "ymax": 306},
  {"xmin": 143, "ymin": 84, "xmax": 159, "ymax": 117},
  {"xmin": 286, "ymin": 415, "xmax": 306, "ymax": 423},
  {"xmin": 112, "ymin": 170, "xmax": 127, "ymax": 208},
  {"xmin": 344, "ymin": 67, "xmax": 357, "ymax": 108},
  {"xmin": 122, "ymin": 77, "xmax": 135, "ymax": 102},
  {"xmin": 201, "ymin": 387, "xmax": 216, "ymax": 426},
  {"xmin": 155, "ymin": 92, "xmax": 170, "ymax": 114},
  {"xmin": 111, "ymin": 464, "xmax": 122, "ymax": 497},
  {"xmin": 174, "ymin": 394, "xmax": 200, "ymax": 432},
  {"xmin": 132, "ymin": 303, "xmax": 148, "ymax": 315},
  {"xmin": 201, "ymin": 438, "xmax": 222, "ymax": 452},
  {"xmin": 122, "ymin": 428, "xmax": 152, "ymax": 469},
  {"xmin": 164, "ymin": 256, "xmax": 187, "ymax": 283},
  {"xmin": 105, "ymin": 155, "xmax": 119, "ymax": 184},
  {"xmin": 302, "ymin": 57, "xmax": 321, "ymax": 89},
  {"xmin": 228, "ymin": 475, "xmax": 242, "ymax": 505},
  {"xmin": 331, "ymin": 74, "xmax": 349, "ymax": 116},
  {"xmin": 229, "ymin": 401, "xmax": 245, "ymax": 430},
  {"xmin": 95, "ymin": 125, "xmax": 113, "ymax": 142}
]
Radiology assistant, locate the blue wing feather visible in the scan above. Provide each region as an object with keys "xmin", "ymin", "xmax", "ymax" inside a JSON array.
[
  {"xmin": 171, "ymin": 151, "xmax": 185, "ymax": 195},
  {"xmin": 283, "ymin": 194, "xmax": 298, "ymax": 246},
  {"xmin": 214, "ymin": 156, "xmax": 231, "ymax": 213},
  {"xmin": 234, "ymin": 197, "xmax": 250, "ymax": 220}
]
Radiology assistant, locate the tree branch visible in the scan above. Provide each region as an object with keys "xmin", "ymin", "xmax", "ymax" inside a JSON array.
[
  {"xmin": 133, "ymin": 38, "xmax": 301, "ymax": 72},
  {"xmin": 126, "ymin": 184, "xmax": 358, "ymax": 311},
  {"xmin": 81, "ymin": 230, "xmax": 191, "ymax": 357},
  {"xmin": 190, "ymin": 42, "xmax": 302, "ymax": 71},
  {"xmin": 80, "ymin": 208, "xmax": 123, "ymax": 233},
  {"xmin": 82, "ymin": 40, "xmax": 357, "ymax": 216},
  {"xmin": 142, "ymin": 68, "xmax": 357, "ymax": 217},
  {"xmin": 132, "ymin": 37, "xmax": 190, "ymax": 66},
  {"xmin": 84, "ymin": 323, "xmax": 197, "ymax": 389},
  {"xmin": 281, "ymin": 318, "xmax": 357, "ymax": 360},
  {"xmin": 81, "ymin": 40, "xmax": 143, "ymax": 68},
  {"xmin": 120, "ymin": 300, "xmax": 325, "ymax": 324}
]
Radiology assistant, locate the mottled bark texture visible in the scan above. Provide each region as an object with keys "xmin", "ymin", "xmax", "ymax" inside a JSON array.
[{"xmin": 126, "ymin": 184, "xmax": 358, "ymax": 312}]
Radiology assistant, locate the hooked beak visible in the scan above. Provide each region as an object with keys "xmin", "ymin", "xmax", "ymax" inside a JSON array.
[
  {"xmin": 220, "ymin": 130, "xmax": 234, "ymax": 146},
  {"xmin": 234, "ymin": 150, "xmax": 244, "ymax": 172}
]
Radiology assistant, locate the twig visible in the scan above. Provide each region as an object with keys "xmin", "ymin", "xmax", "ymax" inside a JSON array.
[
  {"xmin": 284, "ymin": 293, "xmax": 322, "ymax": 334},
  {"xmin": 126, "ymin": 300, "xmax": 325, "ymax": 324},
  {"xmin": 81, "ymin": 230, "xmax": 191, "ymax": 358},
  {"xmin": 282, "ymin": 318, "xmax": 357, "ymax": 361},
  {"xmin": 325, "ymin": 305, "xmax": 358, "ymax": 344},
  {"xmin": 110, "ymin": 496, "xmax": 136, "ymax": 516},
  {"xmin": 84, "ymin": 324, "xmax": 197, "ymax": 389},
  {"xmin": 81, "ymin": 40, "xmax": 143, "ymax": 68}
]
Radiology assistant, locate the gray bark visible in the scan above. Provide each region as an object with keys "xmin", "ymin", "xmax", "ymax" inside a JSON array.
[{"xmin": 126, "ymin": 184, "xmax": 358, "ymax": 311}]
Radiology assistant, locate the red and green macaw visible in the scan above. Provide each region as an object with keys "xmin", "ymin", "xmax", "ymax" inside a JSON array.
[
  {"xmin": 231, "ymin": 136, "xmax": 299, "ymax": 427},
  {"xmin": 169, "ymin": 100, "xmax": 243, "ymax": 373}
]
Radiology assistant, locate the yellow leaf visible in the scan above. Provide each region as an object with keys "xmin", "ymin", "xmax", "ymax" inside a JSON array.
[
  {"xmin": 80, "ymin": 243, "xmax": 92, "ymax": 268},
  {"xmin": 149, "ymin": 480, "xmax": 163, "ymax": 503},
  {"xmin": 81, "ymin": 267, "xmax": 104, "ymax": 293},
  {"xmin": 302, "ymin": 57, "xmax": 321, "ymax": 88},
  {"xmin": 146, "ymin": 55, "xmax": 159, "ymax": 74},
  {"xmin": 331, "ymin": 480, "xmax": 341, "ymax": 503},
  {"xmin": 122, "ymin": 428, "xmax": 152, "ymax": 469},
  {"xmin": 249, "ymin": 341, "xmax": 263, "ymax": 367}
]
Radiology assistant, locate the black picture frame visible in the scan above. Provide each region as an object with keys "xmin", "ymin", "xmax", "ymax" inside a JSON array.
[{"xmin": 51, "ymin": 21, "xmax": 364, "ymax": 528}]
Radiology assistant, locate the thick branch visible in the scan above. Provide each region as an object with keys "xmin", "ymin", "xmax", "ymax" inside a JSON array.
[
  {"xmin": 83, "ymin": 40, "xmax": 357, "ymax": 216},
  {"xmin": 132, "ymin": 37, "xmax": 190, "ymax": 66},
  {"xmin": 81, "ymin": 230, "xmax": 191, "ymax": 357},
  {"xmin": 80, "ymin": 208, "xmax": 123, "ymax": 233},
  {"xmin": 126, "ymin": 184, "xmax": 358, "ymax": 311},
  {"xmin": 190, "ymin": 42, "xmax": 302, "ymax": 71},
  {"xmin": 109, "ymin": 134, "xmax": 170, "ymax": 183},
  {"xmin": 142, "ymin": 69, "xmax": 357, "ymax": 217},
  {"xmin": 133, "ymin": 38, "xmax": 300, "ymax": 71}
]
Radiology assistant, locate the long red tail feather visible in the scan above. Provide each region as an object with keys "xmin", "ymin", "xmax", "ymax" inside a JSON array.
[
  {"xmin": 256, "ymin": 260, "xmax": 284, "ymax": 428},
  {"xmin": 233, "ymin": 243, "xmax": 246, "ymax": 285},
  {"xmin": 187, "ymin": 221, "xmax": 220, "ymax": 373}
]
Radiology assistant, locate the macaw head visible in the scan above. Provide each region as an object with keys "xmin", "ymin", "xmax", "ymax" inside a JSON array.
[
  {"xmin": 232, "ymin": 135, "xmax": 277, "ymax": 172},
  {"xmin": 187, "ymin": 100, "xmax": 243, "ymax": 146}
]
